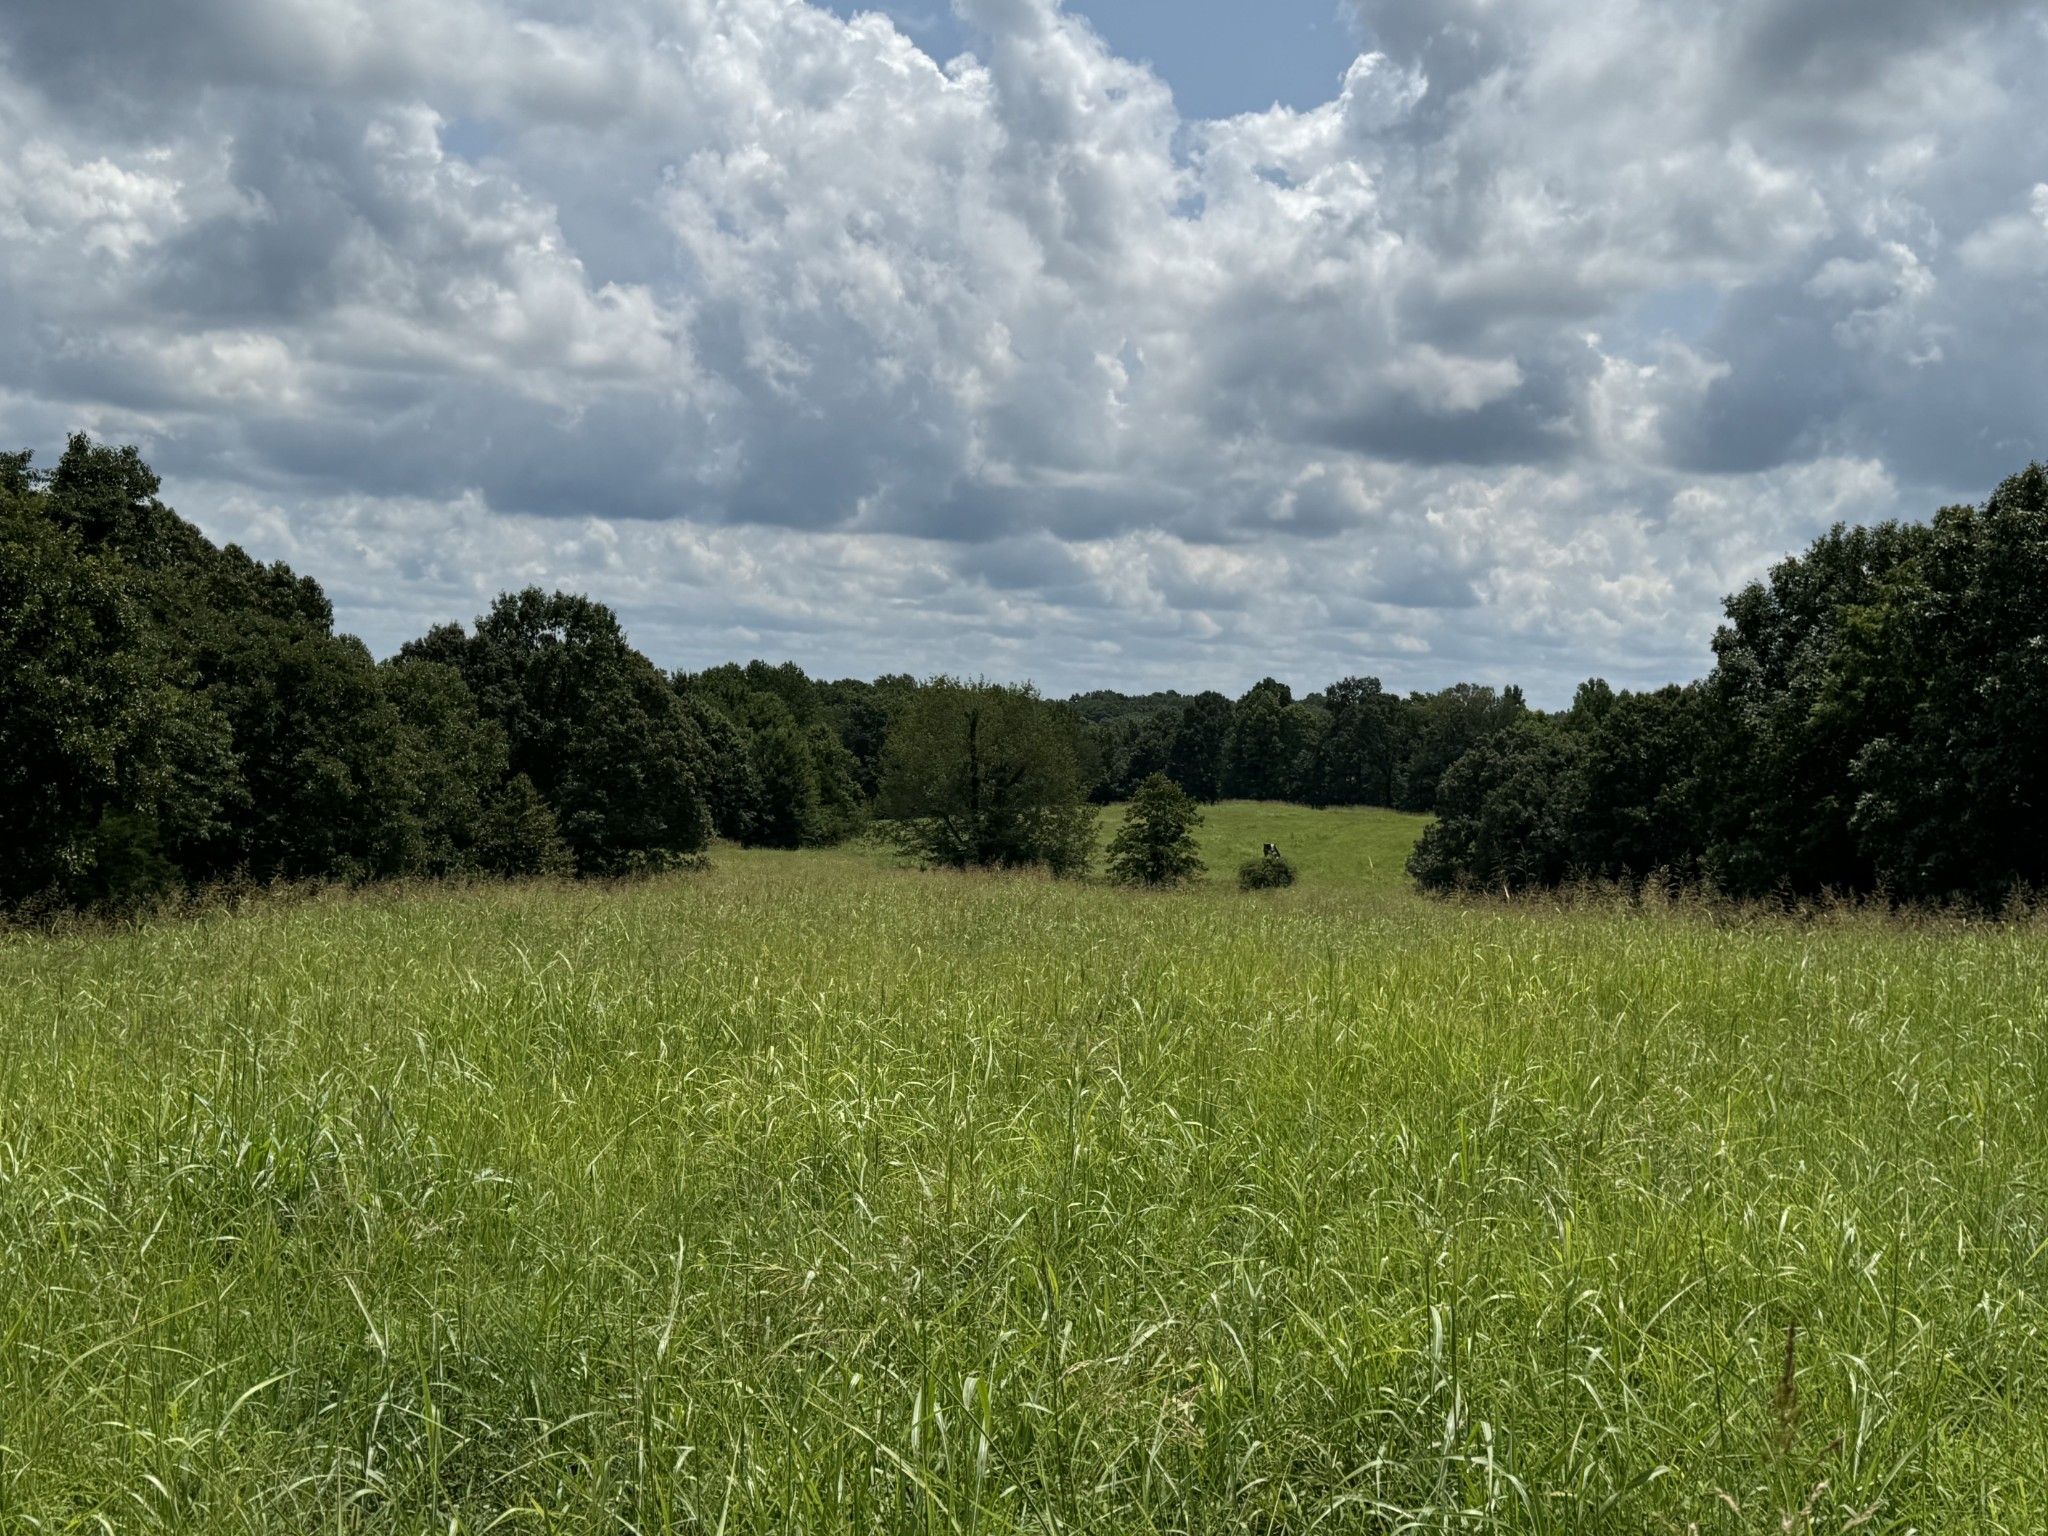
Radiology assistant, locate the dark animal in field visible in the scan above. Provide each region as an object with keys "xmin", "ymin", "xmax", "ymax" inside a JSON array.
[{"xmin": 1263, "ymin": 843, "xmax": 1280, "ymax": 859}]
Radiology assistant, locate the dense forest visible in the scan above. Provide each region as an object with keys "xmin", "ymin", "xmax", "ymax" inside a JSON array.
[{"xmin": 5, "ymin": 435, "xmax": 2044, "ymax": 912}]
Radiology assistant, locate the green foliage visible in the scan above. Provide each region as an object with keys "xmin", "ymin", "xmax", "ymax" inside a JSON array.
[
  {"xmin": 41, "ymin": 432, "xmax": 213, "ymax": 571},
  {"xmin": 816, "ymin": 674, "xmax": 907, "ymax": 797},
  {"xmin": 804, "ymin": 720, "xmax": 868, "ymax": 843},
  {"xmin": 1571, "ymin": 682, "xmax": 1712, "ymax": 882},
  {"xmin": 675, "ymin": 691, "xmax": 761, "ymax": 843},
  {"xmin": 1083, "ymin": 707, "xmax": 1177, "ymax": 803},
  {"xmin": 1833, "ymin": 465, "xmax": 2048, "ymax": 905},
  {"xmin": 176, "ymin": 566, "xmax": 415, "ymax": 882},
  {"xmin": 1705, "ymin": 519, "xmax": 1931, "ymax": 895},
  {"xmin": 1406, "ymin": 683, "xmax": 1721, "ymax": 895},
  {"xmin": 748, "ymin": 717, "xmax": 822, "ymax": 849},
  {"xmin": 736, "ymin": 658, "xmax": 822, "ymax": 723},
  {"xmin": 1299, "ymin": 675, "xmax": 1404, "ymax": 808},
  {"xmin": 14, "ymin": 432, "xmax": 2048, "ymax": 918},
  {"xmin": 1167, "ymin": 689, "xmax": 1233, "ymax": 802},
  {"xmin": 5, "ymin": 435, "xmax": 729, "ymax": 909},
  {"xmin": 1064, "ymin": 687, "xmax": 1193, "ymax": 724},
  {"xmin": 1222, "ymin": 677, "xmax": 1307, "ymax": 799},
  {"xmin": 1568, "ymin": 675, "xmax": 1617, "ymax": 726},
  {"xmin": 675, "ymin": 670, "xmax": 871, "ymax": 847},
  {"xmin": 1236, "ymin": 850, "xmax": 1297, "ymax": 889},
  {"xmin": 0, "ymin": 453, "xmax": 169, "ymax": 905},
  {"xmin": 32, "ymin": 433, "xmax": 421, "ymax": 886},
  {"xmin": 1394, "ymin": 681, "xmax": 1529, "ymax": 812},
  {"xmin": 473, "ymin": 772, "xmax": 576, "ymax": 876},
  {"xmin": 1414, "ymin": 462, "xmax": 2048, "ymax": 906},
  {"xmin": 381, "ymin": 658, "xmax": 511, "ymax": 874},
  {"xmin": 879, "ymin": 678, "xmax": 1096, "ymax": 874},
  {"xmin": 1083, "ymin": 689, "xmax": 1268, "ymax": 807},
  {"xmin": 432, "ymin": 589, "xmax": 710, "ymax": 873},
  {"xmin": 1408, "ymin": 723, "xmax": 1587, "ymax": 890},
  {"xmin": 1104, "ymin": 772, "xmax": 1205, "ymax": 886},
  {"xmin": 1081, "ymin": 678, "xmax": 1528, "ymax": 815}
]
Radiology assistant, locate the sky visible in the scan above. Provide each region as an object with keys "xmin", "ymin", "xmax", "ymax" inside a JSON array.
[{"xmin": 3, "ymin": 0, "xmax": 2045, "ymax": 704}]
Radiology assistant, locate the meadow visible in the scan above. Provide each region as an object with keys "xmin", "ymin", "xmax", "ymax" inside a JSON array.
[{"xmin": 1, "ymin": 804, "xmax": 2043, "ymax": 1533}]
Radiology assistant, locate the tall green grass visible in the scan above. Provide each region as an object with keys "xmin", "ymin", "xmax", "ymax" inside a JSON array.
[{"xmin": 0, "ymin": 821, "xmax": 2043, "ymax": 1532}]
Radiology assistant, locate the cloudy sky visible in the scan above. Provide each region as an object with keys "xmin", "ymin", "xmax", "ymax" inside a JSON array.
[{"xmin": 3, "ymin": 0, "xmax": 2044, "ymax": 702}]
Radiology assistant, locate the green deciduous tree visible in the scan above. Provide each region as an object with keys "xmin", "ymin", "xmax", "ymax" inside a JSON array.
[
  {"xmin": 817, "ymin": 675, "xmax": 905, "ymax": 798},
  {"xmin": 1396, "ymin": 683, "xmax": 1528, "ymax": 813},
  {"xmin": 166, "ymin": 550, "xmax": 415, "ymax": 882},
  {"xmin": 878, "ymin": 679, "xmax": 1095, "ymax": 875},
  {"xmin": 1409, "ymin": 463, "xmax": 2048, "ymax": 907},
  {"xmin": 749, "ymin": 717, "xmax": 822, "ymax": 849},
  {"xmin": 417, "ymin": 589, "xmax": 711, "ymax": 873},
  {"xmin": 1408, "ymin": 724, "xmax": 1586, "ymax": 891},
  {"xmin": 1223, "ymin": 678, "xmax": 1292, "ymax": 799},
  {"xmin": 381, "ymin": 658, "xmax": 510, "ymax": 874},
  {"xmin": 1571, "ymin": 682, "xmax": 1712, "ymax": 883},
  {"xmin": 1083, "ymin": 709, "xmax": 1177, "ymax": 803},
  {"xmin": 1168, "ymin": 691, "xmax": 1233, "ymax": 802},
  {"xmin": 675, "ymin": 690, "xmax": 761, "ymax": 843},
  {"xmin": 1835, "ymin": 465, "xmax": 2048, "ymax": 904},
  {"xmin": 0, "ymin": 451, "xmax": 171, "ymax": 905},
  {"xmin": 1300, "ymin": 676, "xmax": 1404, "ymax": 807},
  {"xmin": 44, "ymin": 434, "xmax": 421, "ymax": 885},
  {"xmin": 806, "ymin": 720, "xmax": 868, "ymax": 843},
  {"xmin": 1704, "ymin": 519, "xmax": 1929, "ymax": 896},
  {"xmin": 1105, "ymin": 772, "xmax": 1205, "ymax": 886},
  {"xmin": 673, "ymin": 673, "xmax": 869, "ymax": 848}
]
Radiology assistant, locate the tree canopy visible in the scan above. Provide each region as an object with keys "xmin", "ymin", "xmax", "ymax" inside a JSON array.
[
  {"xmin": 413, "ymin": 589, "xmax": 712, "ymax": 873},
  {"xmin": 878, "ymin": 679, "xmax": 1095, "ymax": 875},
  {"xmin": 1410, "ymin": 463, "xmax": 2048, "ymax": 908},
  {"xmin": 1105, "ymin": 772, "xmax": 1205, "ymax": 887}
]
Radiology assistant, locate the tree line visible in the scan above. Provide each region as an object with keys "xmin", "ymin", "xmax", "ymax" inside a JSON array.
[
  {"xmin": 7, "ymin": 435, "xmax": 2043, "ymax": 912},
  {"xmin": 1072, "ymin": 677, "xmax": 1527, "ymax": 811},
  {"xmin": 2, "ymin": 435, "xmax": 1543, "ymax": 913},
  {"xmin": 1411, "ymin": 464, "xmax": 2048, "ymax": 908}
]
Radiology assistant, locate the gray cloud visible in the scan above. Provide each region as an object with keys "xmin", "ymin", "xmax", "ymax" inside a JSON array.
[{"xmin": 2, "ymin": 0, "xmax": 2043, "ymax": 702}]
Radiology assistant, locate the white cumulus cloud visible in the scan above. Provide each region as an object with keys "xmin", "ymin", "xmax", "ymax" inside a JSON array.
[{"xmin": 1, "ymin": 0, "xmax": 2043, "ymax": 700}]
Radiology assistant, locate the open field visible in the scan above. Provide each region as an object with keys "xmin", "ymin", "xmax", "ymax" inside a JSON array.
[
  {"xmin": 1149, "ymin": 801, "xmax": 1428, "ymax": 895},
  {"xmin": 2, "ymin": 808, "xmax": 2045, "ymax": 1532}
]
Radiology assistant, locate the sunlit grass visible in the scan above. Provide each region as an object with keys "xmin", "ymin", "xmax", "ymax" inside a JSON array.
[
  {"xmin": 1178, "ymin": 800, "xmax": 1427, "ymax": 895},
  {"xmin": 1, "ymin": 814, "xmax": 2043, "ymax": 1532}
]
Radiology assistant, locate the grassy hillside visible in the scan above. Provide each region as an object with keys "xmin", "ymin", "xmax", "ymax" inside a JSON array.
[
  {"xmin": 1178, "ymin": 800, "xmax": 1427, "ymax": 894},
  {"xmin": 1, "ymin": 819, "xmax": 2044, "ymax": 1532}
]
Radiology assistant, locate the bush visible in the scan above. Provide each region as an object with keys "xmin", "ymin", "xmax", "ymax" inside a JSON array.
[{"xmin": 1238, "ymin": 852, "xmax": 1296, "ymax": 890}]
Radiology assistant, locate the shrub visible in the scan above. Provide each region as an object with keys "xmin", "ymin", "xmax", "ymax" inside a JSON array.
[{"xmin": 1238, "ymin": 852, "xmax": 1296, "ymax": 890}]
